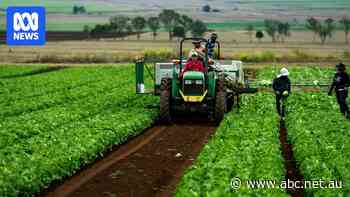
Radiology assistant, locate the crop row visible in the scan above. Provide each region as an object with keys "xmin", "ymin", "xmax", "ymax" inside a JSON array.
[
  {"xmin": 286, "ymin": 93, "xmax": 350, "ymax": 196},
  {"xmin": 0, "ymin": 65, "xmax": 159, "ymax": 196},
  {"xmin": 256, "ymin": 66, "xmax": 333, "ymax": 86},
  {"xmin": 176, "ymin": 94, "xmax": 288, "ymax": 196},
  {"xmin": 0, "ymin": 67, "xmax": 128, "ymax": 104},
  {"xmin": 0, "ymin": 78, "xmax": 153, "ymax": 150},
  {"xmin": 0, "ymin": 65, "xmax": 49, "ymax": 79},
  {"xmin": 0, "ymin": 66, "xmax": 140, "ymax": 119}
]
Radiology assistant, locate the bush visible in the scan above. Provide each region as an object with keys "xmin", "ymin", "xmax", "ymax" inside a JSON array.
[
  {"xmin": 143, "ymin": 48, "xmax": 174, "ymax": 61},
  {"xmin": 258, "ymin": 51, "xmax": 276, "ymax": 62},
  {"xmin": 233, "ymin": 51, "xmax": 276, "ymax": 62},
  {"xmin": 292, "ymin": 49, "xmax": 312, "ymax": 60},
  {"xmin": 202, "ymin": 5, "xmax": 211, "ymax": 12}
]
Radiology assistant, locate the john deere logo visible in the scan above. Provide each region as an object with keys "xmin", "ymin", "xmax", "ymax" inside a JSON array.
[{"xmin": 6, "ymin": 6, "xmax": 46, "ymax": 45}]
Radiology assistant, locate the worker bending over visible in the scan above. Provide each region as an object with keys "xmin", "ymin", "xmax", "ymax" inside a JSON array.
[{"xmin": 272, "ymin": 68, "xmax": 291, "ymax": 119}]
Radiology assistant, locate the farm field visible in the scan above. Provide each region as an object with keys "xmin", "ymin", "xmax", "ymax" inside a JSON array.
[
  {"xmin": 0, "ymin": 64, "xmax": 349, "ymax": 197},
  {"xmin": 1, "ymin": 31, "xmax": 350, "ymax": 64},
  {"xmin": 175, "ymin": 67, "xmax": 350, "ymax": 196},
  {"xmin": 0, "ymin": 64, "xmax": 158, "ymax": 196},
  {"xmin": 1, "ymin": 0, "xmax": 350, "ymax": 31},
  {"xmin": 176, "ymin": 94, "xmax": 288, "ymax": 196},
  {"xmin": 287, "ymin": 93, "xmax": 350, "ymax": 196}
]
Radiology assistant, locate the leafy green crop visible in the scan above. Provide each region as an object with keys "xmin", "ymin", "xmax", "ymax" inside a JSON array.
[
  {"xmin": 0, "ymin": 65, "xmax": 158, "ymax": 196},
  {"xmin": 256, "ymin": 66, "xmax": 334, "ymax": 86},
  {"xmin": 0, "ymin": 65, "xmax": 49, "ymax": 79},
  {"xmin": 286, "ymin": 93, "xmax": 350, "ymax": 196},
  {"xmin": 176, "ymin": 94, "xmax": 288, "ymax": 197}
]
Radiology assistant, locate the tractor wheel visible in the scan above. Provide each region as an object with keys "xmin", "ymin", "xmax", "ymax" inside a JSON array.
[
  {"xmin": 214, "ymin": 77, "xmax": 226, "ymax": 125},
  {"xmin": 160, "ymin": 78, "xmax": 172, "ymax": 123}
]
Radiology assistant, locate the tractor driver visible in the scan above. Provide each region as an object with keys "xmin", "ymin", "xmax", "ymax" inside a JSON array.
[
  {"xmin": 180, "ymin": 51, "xmax": 205, "ymax": 78},
  {"xmin": 189, "ymin": 40, "xmax": 206, "ymax": 60}
]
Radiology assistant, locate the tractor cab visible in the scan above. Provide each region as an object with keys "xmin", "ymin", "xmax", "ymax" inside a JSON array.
[{"xmin": 176, "ymin": 38, "xmax": 213, "ymax": 103}]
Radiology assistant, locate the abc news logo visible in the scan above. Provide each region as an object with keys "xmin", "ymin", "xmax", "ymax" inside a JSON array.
[{"xmin": 7, "ymin": 7, "xmax": 46, "ymax": 45}]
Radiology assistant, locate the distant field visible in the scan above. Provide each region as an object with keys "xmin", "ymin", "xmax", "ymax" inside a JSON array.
[
  {"xmin": 0, "ymin": 20, "xmax": 312, "ymax": 32},
  {"xmin": 1, "ymin": 31, "xmax": 349, "ymax": 63},
  {"xmin": 1, "ymin": 0, "xmax": 350, "ymax": 31},
  {"xmin": 0, "ymin": 0, "xmax": 124, "ymax": 13},
  {"xmin": 207, "ymin": 21, "xmax": 308, "ymax": 31}
]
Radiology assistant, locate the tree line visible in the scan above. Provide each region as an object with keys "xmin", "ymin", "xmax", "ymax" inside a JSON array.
[
  {"xmin": 248, "ymin": 17, "xmax": 350, "ymax": 44},
  {"xmin": 85, "ymin": 9, "xmax": 207, "ymax": 40}
]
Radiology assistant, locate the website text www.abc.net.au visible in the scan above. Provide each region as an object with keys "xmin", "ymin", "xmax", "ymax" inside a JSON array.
[{"xmin": 230, "ymin": 177, "xmax": 343, "ymax": 191}]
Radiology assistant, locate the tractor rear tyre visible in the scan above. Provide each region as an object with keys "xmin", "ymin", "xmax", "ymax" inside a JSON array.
[
  {"xmin": 160, "ymin": 78, "xmax": 172, "ymax": 123},
  {"xmin": 214, "ymin": 77, "xmax": 226, "ymax": 125}
]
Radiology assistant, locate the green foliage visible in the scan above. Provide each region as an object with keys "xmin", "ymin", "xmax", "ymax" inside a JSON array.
[
  {"xmin": 0, "ymin": 65, "xmax": 49, "ymax": 79},
  {"xmin": 277, "ymin": 22, "xmax": 291, "ymax": 42},
  {"xmin": 143, "ymin": 48, "xmax": 174, "ymax": 61},
  {"xmin": 132, "ymin": 16, "xmax": 146, "ymax": 40},
  {"xmin": 73, "ymin": 5, "xmax": 86, "ymax": 14},
  {"xmin": 318, "ymin": 18, "xmax": 336, "ymax": 44},
  {"xmin": 173, "ymin": 26, "xmax": 186, "ymax": 39},
  {"xmin": 159, "ymin": 9, "xmax": 180, "ymax": 40},
  {"xmin": 306, "ymin": 17, "xmax": 336, "ymax": 44},
  {"xmin": 264, "ymin": 19, "xmax": 279, "ymax": 42},
  {"xmin": 202, "ymin": 5, "xmax": 211, "ymax": 12},
  {"xmin": 176, "ymin": 94, "xmax": 287, "ymax": 196},
  {"xmin": 109, "ymin": 16, "xmax": 132, "ymax": 38},
  {"xmin": 256, "ymin": 66, "xmax": 333, "ymax": 84},
  {"xmin": 264, "ymin": 20, "xmax": 291, "ymax": 43},
  {"xmin": 306, "ymin": 17, "xmax": 319, "ymax": 40},
  {"xmin": 147, "ymin": 17, "xmax": 160, "ymax": 40},
  {"xmin": 339, "ymin": 17, "xmax": 350, "ymax": 44},
  {"xmin": 234, "ymin": 51, "xmax": 276, "ymax": 62},
  {"xmin": 287, "ymin": 93, "xmax": 350, "ymax": 196},
  {"xmin": 255, "ymin": 30, "xmax": 264, "ymax": 42},
  {"xmin": 0, "ymin": 65, "xmax": 158, "ymax": 196},
  {"xmin": 191, "ymin": 20, "xmax": 208, "ymax": 37},
  {"xmin": 178, "ymin": 15, "xmax": 194, "ymax": 35}
]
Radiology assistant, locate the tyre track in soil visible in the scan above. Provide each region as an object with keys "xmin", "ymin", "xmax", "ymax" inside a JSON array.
[
  {"xmin": 279, "ymin": 120, "xmax": 305, "ymax": 197},
  {"xmin": 42, "ymin": 118, "xmax": 216, "ymax": 197}
]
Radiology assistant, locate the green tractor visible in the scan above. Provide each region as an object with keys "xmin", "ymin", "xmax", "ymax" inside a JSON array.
[{"xmin": 136, "ymin": 37, "xmax": 256, "ymax": 124}]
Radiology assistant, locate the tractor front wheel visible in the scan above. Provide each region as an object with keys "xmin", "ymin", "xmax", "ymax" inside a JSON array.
[{"xmin": 160, "ymin": 78, "xmax": 172, "ymax": 123}]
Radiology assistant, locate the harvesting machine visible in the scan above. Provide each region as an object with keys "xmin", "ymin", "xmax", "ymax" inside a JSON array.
[{"xmin": 135, "ymin": 38, "xmax": 257, "ymax": 124}]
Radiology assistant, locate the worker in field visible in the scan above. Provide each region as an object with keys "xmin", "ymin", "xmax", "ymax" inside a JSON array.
[
  {"xmin": 207, "ymin": 33, "xmax": 218, "ymax": 59},
  {"xmin": 189, "ymin": 40, "xmax": 205, "ymax": 60},
  {"xmin": 328, "ymin": 63, "xmax": 350, "ymax": 119},
  {"xmin": 272, "ymin": 68, "xmax": 291, "ymax": 119},
  {"xmin": 181, "ymin": 51, "xmax": 205, "ymax": 78}
]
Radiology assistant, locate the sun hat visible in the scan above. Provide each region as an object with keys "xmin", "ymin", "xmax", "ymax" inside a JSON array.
[{"xmin": 277, "ymin": 67, "xmax": 289, "ymax": 78}]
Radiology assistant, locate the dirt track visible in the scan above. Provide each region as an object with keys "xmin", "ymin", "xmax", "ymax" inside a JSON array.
[
  {"xmin": 279, "ymin": 120, "xmax": 304, "ymax": 197},
  {"xmin": 42, "ymin": 118, "xmax": 216, "ymax": 197}
]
